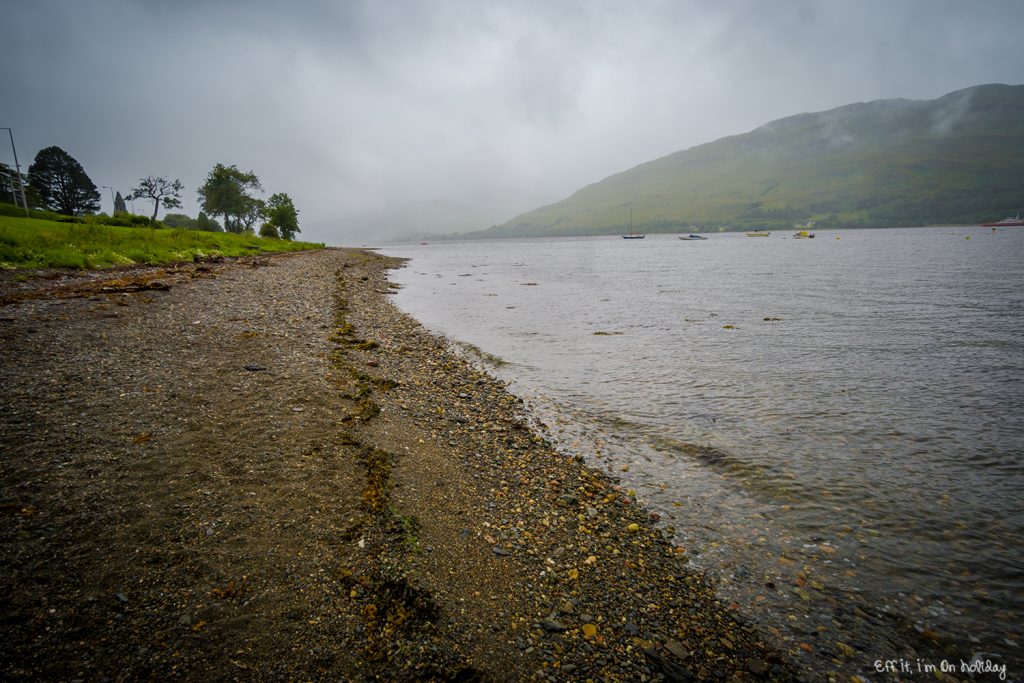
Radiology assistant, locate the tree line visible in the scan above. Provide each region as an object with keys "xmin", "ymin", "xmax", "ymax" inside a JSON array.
[{"xmin": 1, "ymin": 145, "xmax": 300, "ymax": 240}]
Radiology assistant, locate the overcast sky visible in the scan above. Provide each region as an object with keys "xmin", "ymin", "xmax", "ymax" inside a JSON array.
[{"xmin": 5, "ymin": 0, "xmax": 1023, "ymax": 243}]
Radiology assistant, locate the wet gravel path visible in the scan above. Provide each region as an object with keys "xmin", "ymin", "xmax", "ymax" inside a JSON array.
[{"xmin": 0, "ymin": 248, "xmax": 800, "ymax": 681}]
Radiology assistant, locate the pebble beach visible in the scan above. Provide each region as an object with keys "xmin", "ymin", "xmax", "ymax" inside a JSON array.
[{"xmin": 0, "ymin": 248, "xmax": 806, "ymax": 680}]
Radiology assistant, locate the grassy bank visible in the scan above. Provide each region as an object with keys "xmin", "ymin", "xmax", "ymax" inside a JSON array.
[{"xmin": 0, "ymin": 215, "xmax": 324, "ymax": 270}]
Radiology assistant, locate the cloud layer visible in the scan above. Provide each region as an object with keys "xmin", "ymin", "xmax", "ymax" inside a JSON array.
[{"xmin": 6, "ymin": 0, "xmax": 1024, "ymax": 243}]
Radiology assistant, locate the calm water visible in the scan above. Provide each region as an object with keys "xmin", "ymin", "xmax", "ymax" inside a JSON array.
[{"xmin": 381, "ymin": 228, "xmax": 1024, "ymax": 677}]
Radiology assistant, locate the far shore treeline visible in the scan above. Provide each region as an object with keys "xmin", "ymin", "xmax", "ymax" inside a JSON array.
[{"xmin": 0, "ymin": 146, "xmax": 301, "ymax": 241}]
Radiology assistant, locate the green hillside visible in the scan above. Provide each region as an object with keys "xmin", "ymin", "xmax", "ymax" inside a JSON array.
[{"xmin": 475, "ymin": 84, "xmax": 1024, "ymax": 237}]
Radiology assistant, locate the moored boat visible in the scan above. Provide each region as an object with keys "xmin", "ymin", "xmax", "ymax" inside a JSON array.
[
  {"xmin": 980, "ymin": 214, "xmax": 1024, "ymax": 227},
  {"xmin": 622, "ymin": 209, "xmax": 645, "ymax": 239},
  {"xmin": 793, "ymin": 230, "xmax": 815, "ymax": 239},
  {"xmin": 745, "ymin": 230, "xmax": 770, "ymax": 237},
  {"xmin": 678, "ymin": 234, "xmax": 707, "ymax": 240}
]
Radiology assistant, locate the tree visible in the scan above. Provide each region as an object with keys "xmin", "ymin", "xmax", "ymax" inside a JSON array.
[
  {"xmin": 239, "ymin": 197, "xmax": 266, "ymax": 233},
  {"xmin": 196, "ymin": 163, "xmax": 262, "ymax": 234},
  {"xmin": 195, "ymin": 211, "xmax": 222, "ymax": 232},
  {"xmin": 263, "ymin": 192, "xmax": 300, "ymax": 240},
  {"xmin": 113, "ymin": 191, "xmax": 128, "ymax": 215},
  {"xmin": 27, "ymin": 146, "xmax": 101, "ymax": 215},
  {"xmin": 129, "ymin": 175, "xmax": 184, "ymax": 224},
  {"xmin": 162, "ymin": 213, "xmax": 196, "ymax": 229},
  {"xmin": 259, "ymin": 222, "xmax": 280, "ymax": 239}
]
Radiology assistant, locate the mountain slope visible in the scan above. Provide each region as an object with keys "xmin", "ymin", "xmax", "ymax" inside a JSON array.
[{"xmin": 476, "ymin": 84, "xmax": 1024, "ymax": 237}]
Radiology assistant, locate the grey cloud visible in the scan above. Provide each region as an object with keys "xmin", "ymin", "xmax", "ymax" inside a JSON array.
[{"xmin": 5, "ymin": 0, "xmax": 1024, "ymax": 244}]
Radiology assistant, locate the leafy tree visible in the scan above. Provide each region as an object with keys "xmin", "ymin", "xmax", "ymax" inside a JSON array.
[
  {"xmin": 259, "ymin": 222, "xmax": 280, "ymax": 239},
  {"xmin": 196, "ymin": 163, "xmax": 262, "ymax": 234},
  {"xmin": 195, "ymin": 211, "xmax": 223, "ymax": 232},
  {"xmin": 129, "ymin": 175, "xmax": 184, "ymax": 224},
  {"xmin": 162, "ymin": 213, "xmax": 196, "ymax": 229},
  {"xmin": 113, "ymin": 191, "xmax": 128, "ymax": 215},
  {"xmin": 27, "ymin": 146, "xmax": 101, "ymax": 215},
  {"xmin": 263, "ymin": 192, "xmax": 300, "ymax": 240},
  {"xmin": 239, "ymin": 197, "xmax": 266, "ymax": 234}
]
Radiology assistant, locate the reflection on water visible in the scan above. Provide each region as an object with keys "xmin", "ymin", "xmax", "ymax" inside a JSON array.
[{"xmin": 382, "ymin": 228, "xmax": 1024, "ymax": 677}]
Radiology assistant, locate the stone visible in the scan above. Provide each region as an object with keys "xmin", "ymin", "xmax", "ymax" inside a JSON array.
[
  {"xmin": 540, "ymin": 619, "xmax": 567, "ymax": 632},
  {"xmin": 665, "ymin": 638, "xmax": 690, "ymax": 660},
  {"xmin": 748, "ymin": 658, "xmax": 769, "ymax": 675}
]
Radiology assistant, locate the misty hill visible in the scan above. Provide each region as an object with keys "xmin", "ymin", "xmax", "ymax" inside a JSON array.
[{"xmin": 474, "ymin": 84, "xmax": 1024, "ymax": 237}]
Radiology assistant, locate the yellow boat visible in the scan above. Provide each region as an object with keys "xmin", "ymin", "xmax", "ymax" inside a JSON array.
[{"xmin": 793, "ymin": 230, "xmax": 815, "ymax": 239}]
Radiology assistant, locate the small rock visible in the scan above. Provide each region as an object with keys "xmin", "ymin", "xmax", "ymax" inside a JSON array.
[
  {"xmin": 540, "ymin": 619, "xmax": 567, "ymax": 632},
  {"xmin": 748, "ymin": 658, "xmax": 769, "ymax": 675},
  {"xmin": 665, "ymin": 638, "xmax": 690, "ymax": 660}
]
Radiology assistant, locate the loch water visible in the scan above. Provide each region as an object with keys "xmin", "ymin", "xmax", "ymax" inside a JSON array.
[{"xmin": 381, "ymin": 227, "xmax": 1023, "ymax": 678}]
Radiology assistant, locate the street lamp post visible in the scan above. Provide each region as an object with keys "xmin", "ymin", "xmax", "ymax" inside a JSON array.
[
  {"xmin": 101, "ymin": 185, "xmax": 115, "ymax": 213},
  {"xmin": 0, "ymin": 127, "xmax": 30, "ymax": 217}
]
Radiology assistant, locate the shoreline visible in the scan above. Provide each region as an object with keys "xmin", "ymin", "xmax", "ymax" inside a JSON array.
[
  {"xmin": 381, "ymin": 235, "xmax": 1023, "ymax": 683},
  {"xmin": 0, "ymin": 248, "xmax": 794, "ymax": 679}
]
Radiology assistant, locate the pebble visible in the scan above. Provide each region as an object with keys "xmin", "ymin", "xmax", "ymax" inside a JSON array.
[
  {"xmin": 665, "ymin": 639, "xmax": 690, "ymax": 660},
  {"xmin": 541, "ymin": 619, "xmax": 567, "ymax": 633}
]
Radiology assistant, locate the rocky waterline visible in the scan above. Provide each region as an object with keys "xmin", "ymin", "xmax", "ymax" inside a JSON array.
[{"xmin": 0, "ymin": 248, "xmax": 831, "ymax": 680}]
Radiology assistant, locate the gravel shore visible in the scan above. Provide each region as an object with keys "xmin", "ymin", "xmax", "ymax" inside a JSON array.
[{"xmin": 0, "ymin": 248, "xmax": 800, "ymax": 681}]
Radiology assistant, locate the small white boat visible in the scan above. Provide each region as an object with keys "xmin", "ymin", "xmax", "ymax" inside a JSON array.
[{"xmin": 745, "ymin": 230, "xmax": 770, "ymax": 237}]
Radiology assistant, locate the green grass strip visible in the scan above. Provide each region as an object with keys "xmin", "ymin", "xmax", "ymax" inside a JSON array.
[{"xmin": 0, "ymin": 215, "xmax": 324, "ymax": 270}]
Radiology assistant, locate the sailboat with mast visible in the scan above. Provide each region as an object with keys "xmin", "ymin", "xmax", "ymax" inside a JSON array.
[{"xmin": 622, "ymin": 209, "xmax": 645, "ymax": 239}]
